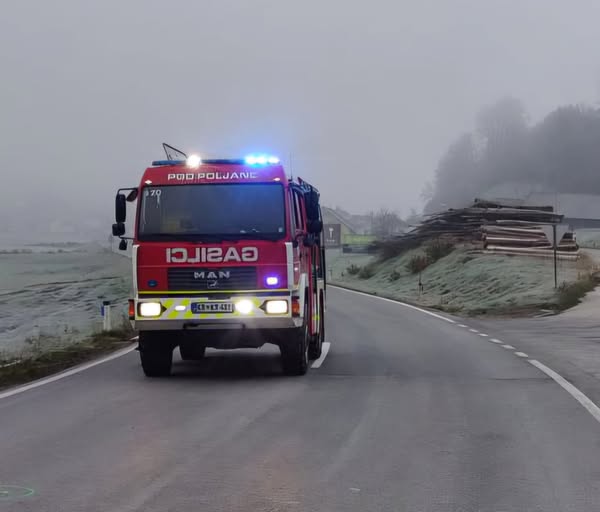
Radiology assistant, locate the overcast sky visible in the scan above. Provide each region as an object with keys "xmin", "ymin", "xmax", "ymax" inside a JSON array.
[{"xmin": 2, "ymin": 0, "xmax": 600, "ymax": 235}]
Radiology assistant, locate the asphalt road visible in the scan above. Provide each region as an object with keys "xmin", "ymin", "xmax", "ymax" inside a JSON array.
[{"xmin": 2, "ymin": 287, "xmax": 600, "ymax": 511}]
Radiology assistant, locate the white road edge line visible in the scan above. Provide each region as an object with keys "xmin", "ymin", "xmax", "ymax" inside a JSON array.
[
  {"xmin": 529, "ymin": 359, "xmax": 600, "ymax": 425},
  {"xmin": 478, "ymin": 333, "xmax": 489, "ymax": 337},
  {"xmin": 0, "ymin": 344, "xmax": 137, "ymax": 401},
  {"xmin": 458, "ymin": 324, "xmax": 468, "ymax": 328},
  {"xmin": 490, "ymin": 339, "xmax": 503, "ymax": 344},
  {"xmin": 331, "ymin": 286, "xmax": 456, "ymax": 324},
  {"xmin": 311, "ymin": 342, "xmax": 331, "ymax": 369},
  {"xmin": 502, "ymin": 345, "xmax": 516, "ymax": 350},
  {"xmin": 515, "ymin": 352, "xmax": 529, "ymax": 358},
  {"xmin": 469, "ymin": 328, "xmax": 479, "ymax": 333}
]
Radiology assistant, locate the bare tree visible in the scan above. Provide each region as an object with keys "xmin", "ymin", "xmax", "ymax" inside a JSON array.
[{"xmin": 370, "ymin": 208, "xmax": 403, "ymax": 238}]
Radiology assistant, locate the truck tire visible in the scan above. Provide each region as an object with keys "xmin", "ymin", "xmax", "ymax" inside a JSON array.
[
  {"xmin": 280, "ymin": 302, "xmax": 310, "ymax": 376},
  {"xmin": 179, "ymin": 343, "xmax": 206, "ymax": 361},
  {"xmin": 308, "ymin": 296, "xmax": 324, "ymax": 360},
  {"xmin": 139, "ymin": 332, "xmax": 173, "ymax": 377}
]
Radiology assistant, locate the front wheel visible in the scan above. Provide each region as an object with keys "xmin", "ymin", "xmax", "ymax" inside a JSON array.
[
  {"xmin": 280, "ymin": 303, "xmax": 310, "ymax": 376},
  {"xmin": 139, "ymin": 332, "xmax": 174, "ymax": 377}
]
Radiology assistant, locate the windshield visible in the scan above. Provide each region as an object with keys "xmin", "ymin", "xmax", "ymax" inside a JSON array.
[{"xmin": 138, "ymin": 183, "xmax": 286, "ymax": 241}]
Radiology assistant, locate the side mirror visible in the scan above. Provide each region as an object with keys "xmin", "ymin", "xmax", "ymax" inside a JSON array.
[
  {"xmin": 304, "ymin": 191, "xmax": 319, "ymax": 218},
  {"xmin": 115, "ymin": 193, "xmax": 127, "ymax": 223},
  {"xmin": 308, "ymin": 219, "xmax": 323, "ymax": 234},
  {"xmin": 118, "ymin": 239, "xmax": 128, "ymax": 251},
  {"xmin": 112, "ymin": 223, "xmax": 125, "ymax": 237}
]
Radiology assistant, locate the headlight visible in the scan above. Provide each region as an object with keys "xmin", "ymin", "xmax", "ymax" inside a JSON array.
[
  {"xmin": 139, "ymin": 302, "xmax": 162, "ymax": 317},
  {"xmin": 265, "ymin": 300, "xmax": 288, "ymax": 314},
  {"xmin": 235, "ymin": 299, "xmax": 254, "ymax": 315}
]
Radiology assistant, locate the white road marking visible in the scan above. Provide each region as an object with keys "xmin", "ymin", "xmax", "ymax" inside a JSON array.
[
  {"xmin": 311, "ymin": 342, "xmax": 331, "ymax": 369},
  {"xmin": 529, "ymin": 359, "xmax": 600, "ymax": 425},
  {"xmin": 458, "ymin": 324, "xmax": 468, "ymax": 328},
  {"xmin": 478, "ymin": 333, "xmax": 489, "ymax": 337},
  {"xmin": 515, "ymin": 352, "xmax": 529, "ymax": 358},
  {"xmin": 502, "ymin": 345, "xmax": 516, "ymax": 350},
  {"xmin": 331, "ymin": 286, "xmax": 600, "ymax": 426},
  {"xmin": 469, "ymin": 328, "xmax": 479, "ymax": 333},
  {"xmin": 0, "ymin": 344, "xmax": 137, "ymax": 401},
  {"xmin": 332, "ymin": 286, "xmax": 456, "ymax": 324}
]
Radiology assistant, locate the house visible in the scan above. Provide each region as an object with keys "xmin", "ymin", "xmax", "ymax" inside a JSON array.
[{"xmin": 321, "ymin": 207, "xmax": 357, "ymax": 248}]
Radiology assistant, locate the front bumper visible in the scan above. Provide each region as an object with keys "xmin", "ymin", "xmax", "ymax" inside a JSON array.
[{"xmin": 133, "ymin": 294, "xmax": 301, "ymax": 331}]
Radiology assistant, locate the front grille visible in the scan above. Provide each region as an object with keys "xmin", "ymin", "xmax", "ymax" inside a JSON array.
[{"xmin": 167, "ymin": 267, "xmax": 257, "ymax": 291}]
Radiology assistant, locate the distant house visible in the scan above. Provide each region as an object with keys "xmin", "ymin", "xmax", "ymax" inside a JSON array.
[
  {"xmin": 530, "ymin": 193, "xmax": 600, "ymax": 229},
  {"xmin": 321, "ymin": 207, "xmax": 357, "ymax": 248}
]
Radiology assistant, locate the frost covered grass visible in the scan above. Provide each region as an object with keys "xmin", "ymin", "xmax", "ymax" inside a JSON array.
[
  {"xmin": 0, "ymin": 324, "xmax": 134, "ymax": 390},
  {"xmin": 328, "ymin": 246, "xmax": 596, "ymax": 316},
  {"xmin": 326, "ymin": 251, "xmax": 375, "ymax": 280},
  {"xmin": 0, "ymin": 243, "xmax": 135, "ymax": 389},
  {"xmin": 557, "ymin": 276, "xmax": 598, "ymax": 310},
  {"xmin": 0, "ymin": 245, "xmax": 131, "ymax": 356}
]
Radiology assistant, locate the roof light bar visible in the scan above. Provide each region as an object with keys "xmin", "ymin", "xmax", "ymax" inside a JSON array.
[{"xmin": 244, "ymin": 154, "xmax": 280, "ymax": 166}]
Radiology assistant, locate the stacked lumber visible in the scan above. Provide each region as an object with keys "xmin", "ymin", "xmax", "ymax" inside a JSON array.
[
  {"xmin": 378, "ymin": 199, "xmax": 579, "ymax": 260},
  {"xmin": 483, "ymin": 225, "xmax": 577, "ymax": 250},
  {"xmin": 483, "ymin": 225, "xmax": 578, "ymax": 260}
]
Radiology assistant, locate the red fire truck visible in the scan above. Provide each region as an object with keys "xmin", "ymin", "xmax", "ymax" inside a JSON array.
[{"xmin": 112, "ymin": 145, "xmax": 326, "ymax": 377}]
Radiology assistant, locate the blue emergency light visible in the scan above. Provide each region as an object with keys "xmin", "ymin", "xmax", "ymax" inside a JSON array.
[
  {"xmin": 150, "ymin": 155, "xmax": 281, "ymax": 166},
  {"xmin": 245, "ymin": 154, "xmax": 280, "ymax": 165}
]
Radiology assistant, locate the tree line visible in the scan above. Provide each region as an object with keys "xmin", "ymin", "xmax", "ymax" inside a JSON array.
[{"xmin": 423, "ymin": 98, "xmax": 600, "ymax": 213}]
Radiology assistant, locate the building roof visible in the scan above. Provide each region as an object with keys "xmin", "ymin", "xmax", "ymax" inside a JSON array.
[{"xmin": 321, "ymin": 207, "xmax": 358, "ymax": 233}]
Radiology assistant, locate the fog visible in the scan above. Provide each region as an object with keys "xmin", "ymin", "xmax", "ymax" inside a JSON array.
[{"xmin": 2, "ymin": 0, "xmax": 600, "ymax": 240}]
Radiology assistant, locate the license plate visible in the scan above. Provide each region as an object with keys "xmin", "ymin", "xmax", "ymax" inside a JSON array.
[{"xmin": 191, "ymin": 302, "xmax": 234, "ymax": 314}]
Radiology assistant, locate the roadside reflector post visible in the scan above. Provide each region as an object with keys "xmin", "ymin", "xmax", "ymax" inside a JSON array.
[
  {"xmin": 102, "ymin": 300, "xmax": 113, "ymax": 332},
  {"xmin": 553, "ymin": 224, "xmax": 558, "ymax": 289}
]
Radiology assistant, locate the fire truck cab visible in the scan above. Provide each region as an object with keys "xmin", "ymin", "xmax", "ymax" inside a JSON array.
[{"xmin": 112, "ymin": 148, "xmax": 326, "ymax": 377}]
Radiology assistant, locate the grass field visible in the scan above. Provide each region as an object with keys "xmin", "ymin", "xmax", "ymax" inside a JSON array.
[
  {"xmin": 0, "ymin": 244, "xmax": 131, "ymax": 357},
  {"xmin": 327, "ymin": 246, "xmax": 595, "ymax": 315}
]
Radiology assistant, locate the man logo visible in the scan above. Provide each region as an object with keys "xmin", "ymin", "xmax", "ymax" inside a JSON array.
[{"xmin": 193, "ymin": 271, "xmax": 231, "ymax": 280}]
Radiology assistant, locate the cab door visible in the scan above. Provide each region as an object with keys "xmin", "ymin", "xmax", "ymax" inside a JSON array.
[{"xmin": 291, "ymin": 188, "xmax": 315, "ymax": 330}]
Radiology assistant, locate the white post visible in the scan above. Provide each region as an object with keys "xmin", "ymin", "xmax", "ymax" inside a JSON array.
[{"xmin": 102, "ymin": 301, "xmax": 112, "ymax": 332}]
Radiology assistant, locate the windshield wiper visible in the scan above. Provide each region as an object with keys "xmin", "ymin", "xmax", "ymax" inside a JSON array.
[{"xmin": 235, "ymin": 233, "xmax": 279, "ymax": 241}]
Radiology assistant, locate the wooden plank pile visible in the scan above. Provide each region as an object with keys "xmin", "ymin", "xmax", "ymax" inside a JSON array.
[
  {"xmin": 483, "ymin": 225, "xmax": 578, "ymax": 260},
  {"xmin": 378, "ymin": 199, "xmax": 579, "ymax": 260}
]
